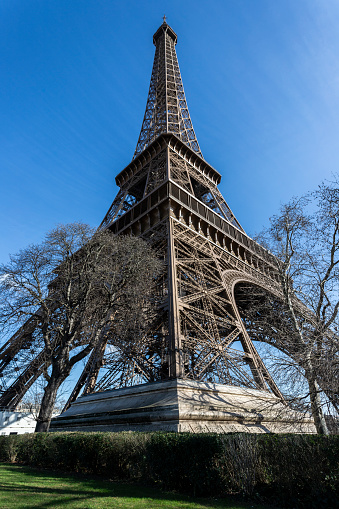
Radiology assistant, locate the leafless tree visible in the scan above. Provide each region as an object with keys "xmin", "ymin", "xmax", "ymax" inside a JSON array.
[
  {"xmin": 20, "ymin": 387, "xmax": 66, "ymax": 421},
  {"xmin": 0, "ymin": 223, "xmax": 161, "ymax": 432},
  {"xmin": 236, "ymin": 179, "xmax": 339, "ymax": 434}
]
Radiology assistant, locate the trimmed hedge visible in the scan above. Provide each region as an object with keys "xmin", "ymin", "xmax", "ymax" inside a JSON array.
[{"xmin": 0, "ymin": 432, "xmax": 338, "ymax": 508}]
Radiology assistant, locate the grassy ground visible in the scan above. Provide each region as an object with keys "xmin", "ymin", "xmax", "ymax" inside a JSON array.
[{"xmin": 0, "ymin": 463, "xmax": 276, "ymax": 509}]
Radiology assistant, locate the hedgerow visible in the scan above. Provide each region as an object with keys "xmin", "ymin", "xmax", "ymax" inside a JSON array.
[{"xmin": 0, "ymin": 432, "xmax": 338, "ymax": 508}]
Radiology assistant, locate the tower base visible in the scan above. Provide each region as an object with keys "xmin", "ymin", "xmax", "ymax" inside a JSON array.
[{"xmin": 50, "ymin": 380, "xmax": 316, "ymax": 433}]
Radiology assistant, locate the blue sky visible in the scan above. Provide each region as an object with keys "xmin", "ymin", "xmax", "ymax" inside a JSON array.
[{"xmin": 1, "ymin": 0, "xmax": 339, "ymax": 263}]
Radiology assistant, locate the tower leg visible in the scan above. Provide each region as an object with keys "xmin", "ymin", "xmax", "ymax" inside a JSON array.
[{"xmin": 167, "ymin": 218, "xmax": 183, "ymax": 378}]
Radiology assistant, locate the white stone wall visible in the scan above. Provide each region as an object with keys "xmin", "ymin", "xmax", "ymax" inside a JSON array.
[{"xmin": 0, "ymin": 411, "xmax": 36, "ymax": 435}]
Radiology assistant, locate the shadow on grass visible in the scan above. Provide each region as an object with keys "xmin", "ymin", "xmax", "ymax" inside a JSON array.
[{"xmin": 0, "ymin": 464, "xmax": 261, "ymax": 509}]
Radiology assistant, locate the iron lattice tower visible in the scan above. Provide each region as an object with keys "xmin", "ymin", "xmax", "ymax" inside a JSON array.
[
  {"xmin": 0, "ymin": 20, "xmax": 286, "ymax": 410},
  {"xmin": 134, "ymin": 22, "xmax": 202, "ymax": 158}
]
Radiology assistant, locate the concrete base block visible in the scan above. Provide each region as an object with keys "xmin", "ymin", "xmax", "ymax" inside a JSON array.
[{"xmin": 50, "ymin": 379, "xmax": 316, "ymax": 433}]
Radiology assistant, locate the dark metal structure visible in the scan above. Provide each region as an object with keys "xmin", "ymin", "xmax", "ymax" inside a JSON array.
[{"xmin": 0, "ymin": 19, "xmax": 287, "ymax": 411}]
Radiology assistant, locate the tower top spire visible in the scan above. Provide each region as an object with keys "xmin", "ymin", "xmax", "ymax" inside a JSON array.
[
  {"xmin": 153, "ymin": 19, "xmax": 177, "ymax": 45},
  {"xmin": 133, "ymin": 22, "xmax": 202, "ymax": 159}
]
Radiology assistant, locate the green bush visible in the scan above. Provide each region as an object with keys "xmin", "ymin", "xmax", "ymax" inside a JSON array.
[
  {"xmin": 0, "ymin": 432, "xmax": 338, "ymax": 508},
  {"xmin": 145, "ymin": 432, "xmax": 224, "ymax": 496},
  {"xmin": 255, "ymin": 434, "xmax": 339, "ymax": 508}
]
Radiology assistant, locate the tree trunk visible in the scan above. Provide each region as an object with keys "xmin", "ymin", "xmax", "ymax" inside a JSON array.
[
  {"xmin": 283, "ymin": 285, "xmax": 330, "ymax": 435},
  {"xmin": 35, "ymin": 379, "xmax": 62, "ymax": 432},
  {"xmin": 307, "ymin": 376, "xmax": 329, "ymax": 435}
]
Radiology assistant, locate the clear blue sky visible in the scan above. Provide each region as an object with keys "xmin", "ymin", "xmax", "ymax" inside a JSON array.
[{"xmin": 1, "ymin": 0, "xmax": 339, "ymax": 263}]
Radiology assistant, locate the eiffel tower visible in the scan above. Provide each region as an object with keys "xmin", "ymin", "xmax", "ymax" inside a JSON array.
[{"xmin": 0, "ymin": 19, "xmax": 315, "ymax": 432}]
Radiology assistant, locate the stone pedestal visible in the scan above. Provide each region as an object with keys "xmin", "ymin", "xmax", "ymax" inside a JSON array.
[{"xmin": 50, "ymin": 379, "xmax": 316, "ymax": 433}]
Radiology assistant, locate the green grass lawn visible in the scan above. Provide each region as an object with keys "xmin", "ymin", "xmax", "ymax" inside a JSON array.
[{"xmin": 0, "ymin": 463, "xmax": 275, "ymax": 509}]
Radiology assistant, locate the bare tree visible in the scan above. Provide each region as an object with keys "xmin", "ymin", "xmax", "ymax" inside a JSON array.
[
  {"xmin": 0, "ymin": 223, "xmax": 161, "ymax": 432},
  {"xmin": 20, "ymin": 387, "xmax": 66, "ymax": 421},
  {"xmin": 236, "ymin": 180, "xmax": 339, "ymax": 434}
]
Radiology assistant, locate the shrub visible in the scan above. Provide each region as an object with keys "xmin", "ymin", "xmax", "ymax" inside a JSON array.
[
  {"xmin": 255, "ymin": 434, "xmax": 339, "ymax": 508},
  {"xmin": 0, "ymin": 432, "xmax": 338, "ymax": 508},
  {"xmin": 145, "ymin": 432, "xmax": 224, "ymax": 496}
]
